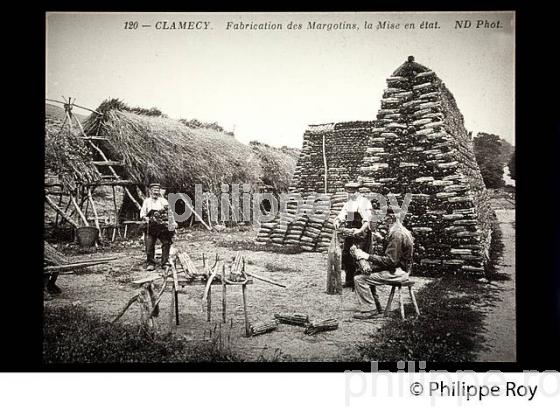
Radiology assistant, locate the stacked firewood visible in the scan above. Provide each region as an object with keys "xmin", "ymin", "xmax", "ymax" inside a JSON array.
[
  {"xmin": 304, "ymin": 318, "xmax": 339, "ymax": 335},
  {"xmin": 274, "ymin": 313, "xmax": 310, "ymax": 327},
  {"xmin": 357, "ymin": 56, "xmax": 491, "ymax": 276},
  {"xmin": 256, "ymin": 122, "xmax": 377, "ymax": 251},
  {"xmin": 250, "ymin": 320, "xmax": 278, "ymax": 336}
]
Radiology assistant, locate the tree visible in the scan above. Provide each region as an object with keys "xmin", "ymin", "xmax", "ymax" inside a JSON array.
[
  {"xmin": 508, "ymin": 151, "xmax": 515, "ymax": 180},
  {"xmin": 473, "ymin": 133, "xmax": 505, "ymax": 188},
  {"xmin": 500, "ymin": 139, "xmax": 514, "ymax": 164}
]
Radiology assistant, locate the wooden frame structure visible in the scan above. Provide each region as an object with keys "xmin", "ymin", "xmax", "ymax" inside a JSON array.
[{"xmin": 45, "ymin": 98, "xmax": 144, "ymax": 242}]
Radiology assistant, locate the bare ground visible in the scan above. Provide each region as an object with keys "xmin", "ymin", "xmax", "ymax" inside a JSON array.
[
  {"xmin": 46, "ymin": 230, "xmax": 432, "ymax": 362},
  {"xmin": 475, "ymin": 209, "xmax": 516, "ymax": 362}
]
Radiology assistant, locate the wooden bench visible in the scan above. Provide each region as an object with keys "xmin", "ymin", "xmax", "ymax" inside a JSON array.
[{"xmin": 370, "ymin": 280, "xmax": 420, "ymax": 320}]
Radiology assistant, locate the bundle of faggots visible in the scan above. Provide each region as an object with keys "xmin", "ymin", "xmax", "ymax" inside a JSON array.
[
  {"xmin": 357, "ymin": 56, "xmax": 493, "ymax": 276},
  {"xmin": 250, "ymin": 319, "xmax": 278, "ymax": 336},
  {"xmin": 256, "ymin": 121, "xmax": 378, "ymax": 251},
  {"xmin": 289, "ymin": 122, "xmax": 374, "ymax": 194},
  {"xmin": 274, "ymin": 312, "xmax": 310, "ymax": 327},
  {"xmin": 304, "ymin": 318, "xmax": 339, "ymax": 335}
]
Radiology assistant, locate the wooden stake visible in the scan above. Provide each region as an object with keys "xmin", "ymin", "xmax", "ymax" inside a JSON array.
[
  {"xmin": 87, "ymin": 188, "xmax": 101, "ymax": 234},
  {"xmin": 207, "ymin": 285, "xmax": 212, "ymax": 322},
  {"xmin": 43, "ymin": 258, "xmax": 116, "ymax": 272},
  {"xmin": 149, "ymin": 275, "xmax": 169, "ymax": 317},
  {"xmin": 138, "ymin": 283, "xmax": 157, "ymax": 332},
  {"xmin": 168, "ymin": 285, "xmax": 176, "ymax": 331},
  {"xmin": 169, "ymin": 263, "xmax": 180, "ymax": 325},
  {"xmin": 222, "ymin": 274, "xmax": 227, "ymax": 323},
  {"xmin": 245, "ymin": 272, "xmax": 286, "ymax": 288},
  {"xmin": 184, "ymin": 199, "xmax": 211, "ymax": 231},
  {"xmin": 112, "ymin": 294, "xmax": 139, "ymax": 323},
  {"xmin": 371, "ymin": 286, "xmax": 383, "ymax": 314},
  {"xmin": 322, "ymin": 134, "xmax": 328, "ymax": 194},
  {"xmin": 45, "ymin": 194, "xmax": 80, "ymax": 229},
  {"xmin": 205, "ymin": 197, "xmax": 213, "ymax": 230},
  {"xmin": 70, "ymin": 194, "xmax": 89, "ymax": 226},
  {"xmin": 54, "ymin": 192, "xmax": 63, "ymax": 227},
  {"xmin": 242, "ymin": 283, "xmax": 250, "ymax": 337},
  {"xmin": 408, "ymin": 286, "xmax": 420, "ymax": 317},
  {"xmin": 398, "ymin": 286, "xmax": 405, "ymax": 320},
  {"xmin": 385, "ymin": 286, "xmax": 396, "ymax": 317}
]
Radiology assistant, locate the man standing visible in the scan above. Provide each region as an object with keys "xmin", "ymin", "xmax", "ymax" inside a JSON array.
[
  {"xmin": 333, "ymin": 181, "xmax": 373, "ymax": 289},
  {"xmin": 140, "ymin": 183, "xmax": 177, "ymax": 271},
  {"xmin": 352, "ymin": 207, "xmax": 414, "ymax": 319}
]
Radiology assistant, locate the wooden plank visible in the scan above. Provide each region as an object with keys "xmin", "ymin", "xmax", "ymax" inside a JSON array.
[{"xmin": 44, "ymin": 259, "xmax": 112, "ymax": 272}]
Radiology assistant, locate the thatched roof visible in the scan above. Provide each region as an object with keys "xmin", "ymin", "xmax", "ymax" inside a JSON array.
[
  {"xmin": 249, "ymin": 141, "xmax": 298, "ymax": 192},
  {"xmin": 45, "ymin": 117, "xmax": 101, "ymax": 191},
  {"xmin": 82, "ymin": 99, "xmax": 295, "ymax": 194}
]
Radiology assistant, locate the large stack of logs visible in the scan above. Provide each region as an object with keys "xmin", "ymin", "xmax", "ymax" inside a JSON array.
[
  {"xmin": 358, "ymin": 56, "xmax": 492, "ymax": 275},
  {"xmin": 256, "ymin": 56, "xmax": 493, "ymax": 276},
  {"xmin": 256, "ymin": 121, "xmax": 377, "ymax": 251}
]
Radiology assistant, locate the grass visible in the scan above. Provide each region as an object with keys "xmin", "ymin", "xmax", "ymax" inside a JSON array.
[
  {"xmin": 43, "ymin": 305, "xmax": 239, "ymax": 363},
  {"xmin": 358, "ymin": 275, "xmax": 498, "ymax": 362},
  {"xmin": 486, "ymin": 221, "xmax": 508, "ymax": 280}
]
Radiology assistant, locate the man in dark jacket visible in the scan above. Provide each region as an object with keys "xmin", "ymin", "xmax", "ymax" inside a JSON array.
[{"xmin": 352, "ymin": 207, "xmax": 414, "ymax": 319}]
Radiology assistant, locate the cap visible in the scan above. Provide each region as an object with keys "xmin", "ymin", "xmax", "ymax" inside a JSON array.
[{"xmin": 149, "ymin": 182, "xmax": 161, "ymax": 188}]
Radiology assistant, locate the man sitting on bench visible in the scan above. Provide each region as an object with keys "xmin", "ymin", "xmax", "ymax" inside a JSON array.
[{"xmin": 351, "ymin": 207, "xmax": 414, "ymax": 319}]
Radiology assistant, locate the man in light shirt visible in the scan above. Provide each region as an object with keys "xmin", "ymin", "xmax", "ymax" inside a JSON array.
[
  {"xmin": 333, "ymin": 181, "xmax": 373, "ymax": 289},
  {"xmin": 140, "ymin": 183, "xmax": 177, "ymax": 271}
]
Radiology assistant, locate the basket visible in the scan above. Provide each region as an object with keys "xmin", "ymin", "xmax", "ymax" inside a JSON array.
[{"xmin": 76, "ymin": 226, "xmax": 99, "ymax": 248}]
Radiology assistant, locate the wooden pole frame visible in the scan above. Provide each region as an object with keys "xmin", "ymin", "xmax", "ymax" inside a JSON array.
[{"xmin": 45, "ymin": 194, "xmax": 80, "ymax": 229}]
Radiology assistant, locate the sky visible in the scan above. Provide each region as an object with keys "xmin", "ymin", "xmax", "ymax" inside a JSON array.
[{"xmin": 46, "ymin": 11, "xmax": 515, "ymax": 148}]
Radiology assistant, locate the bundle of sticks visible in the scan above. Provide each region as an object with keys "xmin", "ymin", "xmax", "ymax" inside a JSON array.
[
  {"xmin": 304, "ymin": 318, "xmax": 339, "ymax": 335},
  {"xmin": 274, "ymin": 313, "xmax": 310, "ymax": 327},
  {"xmin": 176, "ymin": 252, "xmax": 200, "ymax": 280},
  {"xmin": 250, "ymin": 320, "xmax": 278, "ymax": 336},
  {"xmin": 228, "ymin": 251, "xmax": 247, "ymax": 282}
]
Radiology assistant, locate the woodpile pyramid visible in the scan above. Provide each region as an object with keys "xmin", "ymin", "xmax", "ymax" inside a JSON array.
[{"xmin": 256, "ymin": 56, "xmax": 494, "ymax": 275}]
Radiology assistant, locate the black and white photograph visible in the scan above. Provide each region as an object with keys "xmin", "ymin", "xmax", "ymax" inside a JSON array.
[{"xmin": 42, "ymin": 11, "xmax": 518, "ymax": 365}]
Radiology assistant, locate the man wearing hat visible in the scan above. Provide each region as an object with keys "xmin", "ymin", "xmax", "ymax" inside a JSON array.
[
  {"xmin": 140, "ymin": 183, "xmax": 177, "ymax": 271},
  {"xmin": 351, "ymin": 207, "xmax": 414, "ymax": 319},
  {"xmin": 333, "ymin": 181, "xmax": 373, "ymax": 289}
]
